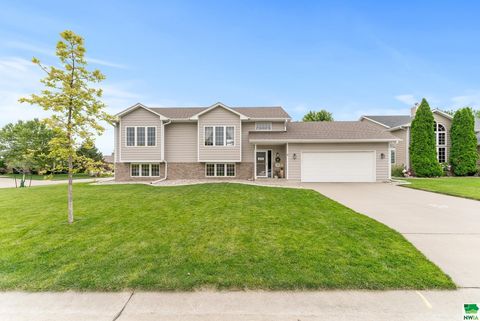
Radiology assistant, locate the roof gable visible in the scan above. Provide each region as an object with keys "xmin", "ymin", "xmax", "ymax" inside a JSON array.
[
  {"xmin": 115, "ymin": 103, "xmax": 168, "ymax": 119},
  {"xmin": 189, "ymin": 102, "xmax": 248, "ymax": 120}
]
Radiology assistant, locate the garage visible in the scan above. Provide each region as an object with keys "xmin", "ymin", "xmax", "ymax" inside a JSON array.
[{"xmin": 301, "ymin": 151, "xmax": 376, "ymax": 182}]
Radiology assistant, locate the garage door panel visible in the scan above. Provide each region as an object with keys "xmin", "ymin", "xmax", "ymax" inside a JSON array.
[{"xmin": 301, "ymin": 151, "xmax": 376, "ymax": 182}]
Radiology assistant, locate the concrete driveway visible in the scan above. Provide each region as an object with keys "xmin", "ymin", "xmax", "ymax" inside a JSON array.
[{"xmin": 305, "ymin": 182, "xmax": 480, "ymax": 288}]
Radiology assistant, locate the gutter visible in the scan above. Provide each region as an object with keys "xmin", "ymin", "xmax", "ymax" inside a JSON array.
[{"xmin": 151, "ymin": 119, "xmax": 172, "ymax": 184}]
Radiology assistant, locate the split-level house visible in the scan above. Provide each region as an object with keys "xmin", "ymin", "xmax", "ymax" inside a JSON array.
[
  {"xmin": 361, "ymin": 106, "xmax": 480, "ymax": 169},
  {"xmin": 113, "ymin": 102, "xmax": 399, "ymax": 183}
]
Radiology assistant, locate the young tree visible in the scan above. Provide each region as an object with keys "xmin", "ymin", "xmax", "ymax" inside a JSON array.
[
  {"xmin": 302, "ymin": 110, "xmax": 334, "ymax": 122},
  {"xmin": 450, "ymin": 107, "xmax": 478, "ymax": 176},
  {"xmin": 409, "ymin": 98, "xmax": 443, "ymax": 177},
  {"xmin": 20, "ymin": 30, "xmax": 113, "ymax": 223},
  {"xmin": 0, "ymin": 119, "xmax": 54, "ymax": 186}
]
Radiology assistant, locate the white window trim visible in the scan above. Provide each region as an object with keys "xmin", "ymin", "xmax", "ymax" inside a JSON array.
[
  {"xmin": 390, "ymin": 148, "xmax": 396, "ymax": 164},
  {"xmin": 125, "ymin": 126, "xmax": 157, "ymax": 147},
  {"xmin": 205, "ymin": 163, "xmax": 236, "ymax": 177},
  {"xmin": 203, "ymin": 125, "xmax": 235, "ymax": 147},
  {"xmin": 255, "ymin": 121, "xmax": 273, "ymax": 131},
  {"xmin": 434, "ymin": 122, "xmax": 447, "ymax": 163},
  {"xmin": 130, "ymin": 163, "xmax": 161, "ymax": 177}
]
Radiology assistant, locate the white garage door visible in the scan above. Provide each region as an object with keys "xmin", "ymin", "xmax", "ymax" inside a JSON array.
[{"xmin": 301, "ymin": 151, "xmax": 376, "ymax": 182}]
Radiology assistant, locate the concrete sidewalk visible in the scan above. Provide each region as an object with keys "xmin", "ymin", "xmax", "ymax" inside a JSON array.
[{"xmin": 1, "ymin": 289, "xmax": 478, "ymax": 321}]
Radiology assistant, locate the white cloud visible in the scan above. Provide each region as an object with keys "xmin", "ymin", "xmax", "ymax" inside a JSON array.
[
  {"xmin": 394, "ymin": 94, "xmax": 417, "ymax": 106},
  {"xmin": 451, "ymin": 91, "xmax": 480, "ymax": 108},
  {"xmin": 0, "ymin": 56, "xmax": 139, "ymax": 154}
]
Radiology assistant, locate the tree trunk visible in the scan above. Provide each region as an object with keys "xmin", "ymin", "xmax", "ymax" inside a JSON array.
[{"xmin": 68, "ymin": 155, "xmax": 74, "ymax": 224}]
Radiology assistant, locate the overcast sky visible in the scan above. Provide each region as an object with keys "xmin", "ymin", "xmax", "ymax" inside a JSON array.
[{"xmin": 1, "ymin": 1, "xmax": 480, "ymax": 153}]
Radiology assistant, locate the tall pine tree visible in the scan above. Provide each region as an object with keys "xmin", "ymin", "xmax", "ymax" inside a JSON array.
[
  {"xmin": 450, "ymin": 107, "xmax": 478, "ymax": 176},
  {"xmin": 410, "ymin": 98, "xmax": 443, "ymax": 177}
]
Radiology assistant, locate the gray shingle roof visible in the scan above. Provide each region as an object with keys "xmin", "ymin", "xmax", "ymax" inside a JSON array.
[
  {"xmin": 249, "ymin": 121, "xmax": 398, "ymax": 141},
  {"xmin": 363, "ymin": 115, "xmax": 412, "ymax": 128},
  {"xmin": 149, "ymin": 106, "xmax": 291, "ymax": 119}
]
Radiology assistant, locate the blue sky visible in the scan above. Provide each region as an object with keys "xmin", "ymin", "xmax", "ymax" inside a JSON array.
[{"xmin": 1, "ymin": 1, "xmax": 480, "ymax": 153}]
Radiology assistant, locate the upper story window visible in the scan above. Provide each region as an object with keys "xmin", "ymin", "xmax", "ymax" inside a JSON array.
[
  {"xmin": 126, "ymin": 126, "xmax": 156, "ymax": 147},
  {"xmin": 255, "ymin": 122, "xmax": 272, "ymax": 131},
  {"xmin": 434, "ymin": 122, "xmax": 447, "ymax": 163},
  {"xmin": 204, "ymin": 126, "xmax": 235, "ymax": 146}
]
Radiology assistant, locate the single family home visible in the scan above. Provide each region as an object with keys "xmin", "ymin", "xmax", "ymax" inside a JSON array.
[
  {"xmin": 113, "ymin": 102, "xmax": 399, "ymax": 182},
  {"xmin": 360, "ymin": 105, "xmax": 480, "ymax": 169}
]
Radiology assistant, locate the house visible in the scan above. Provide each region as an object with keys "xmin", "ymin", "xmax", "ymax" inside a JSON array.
[
  {"xmin": 360, "ymin": 106, "xmax": 480, "ymax": 169},
  {"xmin": 113, "ymin": 102, "xmax": 399, "ymax": 182}
]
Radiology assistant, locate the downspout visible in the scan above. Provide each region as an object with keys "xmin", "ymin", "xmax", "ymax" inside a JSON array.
[{"xmin": 151, "ymin": 119, "xmax": 172, "ymax": 184}]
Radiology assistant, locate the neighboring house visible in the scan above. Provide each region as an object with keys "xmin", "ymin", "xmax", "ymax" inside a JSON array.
[
  {"xmin": 113, "ymin": 102, "xmax": 398, "ymax": 182},
  {"xmin": 103, "ymin": 153, "xmax": 114, "ymax": 164},
  {"xmin": 360, "ymin": 106, "xmax": 480, "ymax": 169}
]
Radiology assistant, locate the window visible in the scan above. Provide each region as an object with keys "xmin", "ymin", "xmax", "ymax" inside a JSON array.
[
  {"xmin": 126, "ymin": 127, "xmax": 135, "ymax": 146},
  {"xmin": 205, "ymin": 163, "xmax": 235, "ymax": 177},
  {"xmin": 215, "ymin": 127, "xmax": 224, "ymax": 146},
  {"xmin": 226, "ymin": 163, "xmax": 235, "ymax": 176},
  {"xmin": 131, "ymin": 163, "xmax": 160, "ymax": 177},
  {"xmin": 136, "ymin": 127, "xmax": 145, "ymax": 146},
  {"xmin": 434, "ymin": 122, "xmax": 447, "ymax": 163},
  {"xmin": 226, "ymin": 126, "xmax": 234, "ymax": 146},
  {"xmin": 216, "ymin": 163, "xmax": 225, "ymax": 176},
  {"xmin": 131, "ymin": 164, "xmax": 140, "ymax": 176},
  {"xmin": 204, "ymin": 126, "xmax": 235, "ymax": 146},
  {"xmin": 438, "ymin": 147, "xmax": 446, "ymax": 163},
  {"xmin": 147, "ymin": 127, "xmax": 156, "ymax": 146},
  {"xmin": 126, "ymin": 126, "xmax": 156, "ymax": 147},
  {"xmin": 206, "ymin": 163, "xmax": 215, "ymax": 176},
  {"xmin": 390, "ymin": 148, "xmax": 396, "ymax": 164},
  {"xmin": 205, "ymin": 127, "xmax": 214, "ymax": 146},
  {"xmin": 255, "ymin": 122, "xmax": 272, "ymax": 131}
]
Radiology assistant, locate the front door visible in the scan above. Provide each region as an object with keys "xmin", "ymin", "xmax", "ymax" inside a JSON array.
[
  {"xmin": 256, "ymin": 150, "xmax": 272, "ymax": 178},
  {"xmin": 256, "ymin": 151, "xmax": 267, "ymax": 177}
]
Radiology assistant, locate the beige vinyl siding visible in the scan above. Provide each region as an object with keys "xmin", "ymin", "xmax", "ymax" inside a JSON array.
[
  {"xmin": 390, "ymin": 129, "xmax": 407, "ymax": 166},
  {"xmin": 198, "ymin": 107, "xmax": 241, "ymax": 161},
  {"xmin": 165, "ymin": 122, "xmax": 197, "ymax": 162},
  {"xmin": 241, "ymin": 121, "xmax": 286, "ymax": 162},
  {"xmin": 120, "ymin": 108, "xmax": 162, "ymax": 161},
  {"xmin": 253, "ymin": 121, "xmax": 286, "ymax": 131},
  {"xmin": 287, "ymin": 143, "xmax": 390, "ymax": 181}
]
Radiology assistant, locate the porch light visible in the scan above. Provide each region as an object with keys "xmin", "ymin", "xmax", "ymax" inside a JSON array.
[
  {"xmin": 293, "ymin": 153, "xmax": 297, "ymax": 160},
  {"xmin": 380, "ymin": 153, "xmax": 385, "ymax": 159}
]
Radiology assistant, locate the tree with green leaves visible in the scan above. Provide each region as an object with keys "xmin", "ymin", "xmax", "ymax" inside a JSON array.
[
  {"xmin": 450, "ymin": 107, "xmax": 478, "ymax": 176},
  {"xmin": 20, "ymin": 30, "xmax": 113, "ymax": 223},
  {"xmin": 76, "ymin": 142, "xmax": 103, "ymax": 172},
  {"xmin": 409, "ymin": 98, "xmax": 443, "ymax": 177},
  {"xmin": 0, "ymin": 119, "xmax": 54, "ymax": 186},
  {"xmin": 302, "ymin": 110, "xmax": 334, "ymax": 122}
]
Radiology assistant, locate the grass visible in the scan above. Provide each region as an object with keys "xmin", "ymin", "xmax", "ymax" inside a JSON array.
[
  {"xmin": 0, "ymin": 173, "xmax": 102, "ymax": 181},
  {"xmin": 402, "ymin": 177, "xmax": 480, "ymax": 201},
  {"xmin": 0, "ymin": 183, "xmax": 454, "ymax": 291}
]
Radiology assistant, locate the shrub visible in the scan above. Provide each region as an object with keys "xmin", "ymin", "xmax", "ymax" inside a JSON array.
[
  {"xmin": 409, "ymin": 98, "xmax": 443, "ymax": 177},
  {"xmin": 391, "ymin": 164, "xmax": 405, "ymax": 177},
  {"xmin": 450, "ymin": 107, "xmax": 479, "ymax": 176}
]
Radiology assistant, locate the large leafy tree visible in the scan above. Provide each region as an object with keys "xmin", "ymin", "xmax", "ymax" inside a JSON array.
[
  {"xmin": 0, "ymin": 119, "xmax": 54, "ymax": 186},
  {"xmin": 20, "ymin": 30, "xmax": 113, "ymax": 223},
  {"xmin": 302, "ymin": 110, "xmax": 334, "ymax": 122},
  {"xmin": 409, "ymin": 98, "xmax": 443, "ymax": 177},
  {"xmin": 450, "ymin": 107, "xmax": 478, "ymax": 176}
]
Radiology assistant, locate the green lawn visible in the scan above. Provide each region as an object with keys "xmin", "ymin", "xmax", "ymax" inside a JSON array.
[
  {"xmin": 0, "ymin": 183, "xmax": 454, "ymax": 291},
  {"xmin": 403, "ymin": 177, "xmax": 480, "ymax": 201},
  {"xmin": 0, "ymin": 173, "xmax": 93, "ymax": 180}
]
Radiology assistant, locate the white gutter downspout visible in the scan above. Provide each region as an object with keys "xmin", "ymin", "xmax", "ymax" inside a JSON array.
[{"xmin": 152, "ymin": 119, "xmax": 172, "ymax": 184}]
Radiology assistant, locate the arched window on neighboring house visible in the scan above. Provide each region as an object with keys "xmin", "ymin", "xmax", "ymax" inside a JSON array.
[{"xmin": 434, "ymin": 122, "xmax": 447, "ymax": 163}]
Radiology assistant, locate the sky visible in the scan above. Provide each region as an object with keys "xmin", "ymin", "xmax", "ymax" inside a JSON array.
[{"xmin": 1, "ymin": 1, "xmax": 480, "ymax": 154}]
